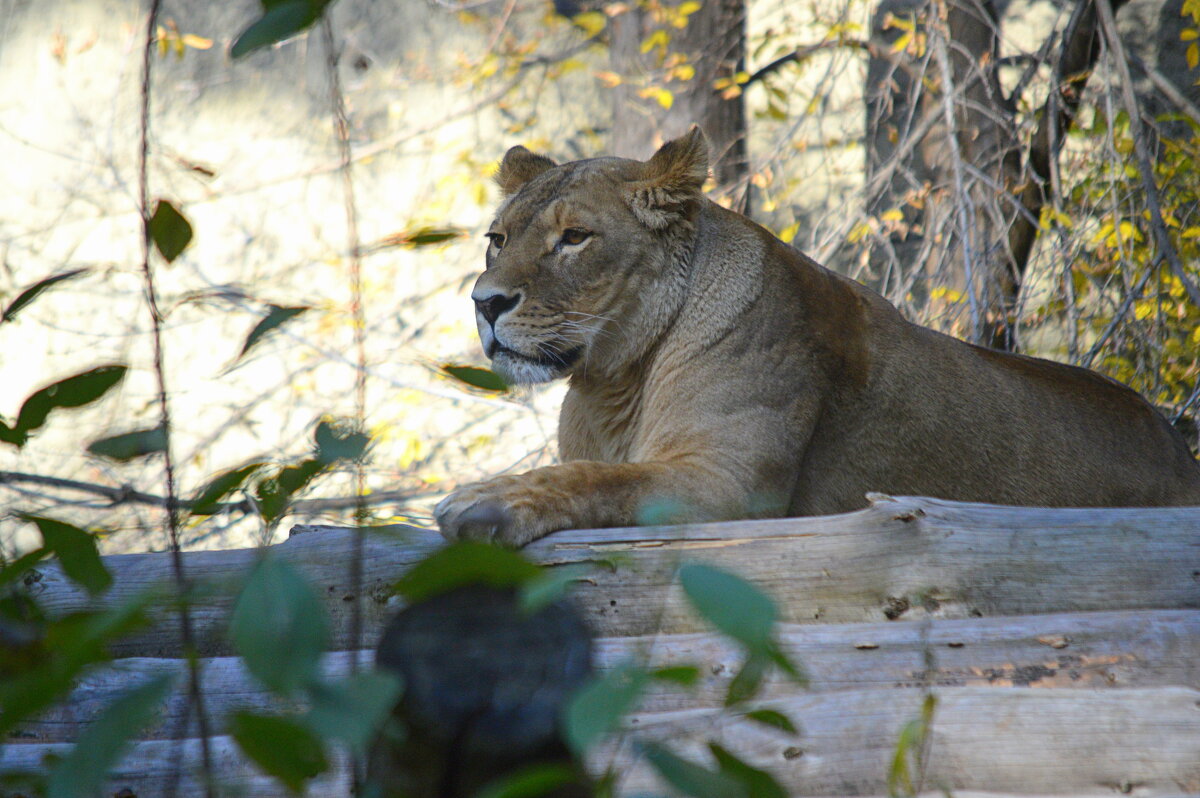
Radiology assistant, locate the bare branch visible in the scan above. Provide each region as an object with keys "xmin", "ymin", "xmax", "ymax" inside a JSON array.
[
  {"xmin": 0, "ymin": 470, "xmax": 436, "ymax": 517},
  {"xmin": 1095, "ymin": 0, "xmax": 1200, "ymax": 309}
]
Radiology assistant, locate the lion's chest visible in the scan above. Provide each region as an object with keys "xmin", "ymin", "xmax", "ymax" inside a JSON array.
[{"xmin": 558, "ymin": 381, "xmax": 646, "ymax": 464}]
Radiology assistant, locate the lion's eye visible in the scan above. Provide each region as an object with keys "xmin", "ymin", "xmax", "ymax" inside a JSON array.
[
  {"xmin": 485, "ymin": 232, "xmax": 506, "ymax": 251},
  {"xmin": 560, "ymin": 228, "xmax": 592, "ymax": 247}
]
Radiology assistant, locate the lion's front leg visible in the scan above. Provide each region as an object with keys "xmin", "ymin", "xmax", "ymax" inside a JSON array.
[{"xmin": 434, "ymin": 460, "xmax": 728, "ymax": 546}]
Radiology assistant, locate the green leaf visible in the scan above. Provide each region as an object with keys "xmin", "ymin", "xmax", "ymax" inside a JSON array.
[
  {"xmin": 743, "ymin": 709, "xmax": 797, "ymax": 734},
  {"xmin": 441, "ymin": 364, "xmax": 509, "ymax": 393},
  {"xmin": 189, "ymin": 462, "xmax": 266, "ymax": 515},
  {"xmin": 230, "ymin": 556, "xmax": 329, "ymax": 696},
  {"xmin": 86, "ymin": 424, "xmax": 167, "ymax": 461},
  {"xmin": 0, "ymin": 593, "xmax": 156, "ymax": 738},
  {"xmin": 1, "ymin": 268, "xmax": 88, "ymax": 324},
  {"xmin": 0, "ymin": 547, "xmax": 50, "ymax": 591},
  {"xmin": 679, "ymin": 564, "xmax": 776, "ymax": 650},
  {"xmin": 651, "ymin": 665, "xmax": 701, "ymax": 687},
  {"xmin": 237, "ymin": 304, "xmax": 310, "ymax": 362},
  {"xmin": 19, "ymin": 514, "xmax": 111, "ymax": 596},
  {"xmin": 393, "ymin": 541, "xmax": 542, "ymax": 603},
  {"xmin": 639, "ymin": 741, "xmax": 745, "ymax": 798},
  {"xmin": 229, "ymin": 711, "xmax": 329, "ymax": 794},
  {"xmin": 45, "ymin": 675, "xmax": 173, "ymax": 798},
  {"xmin": 314, "ymin": 418, "xmax": 369, "ymax": 465},
  {"xmin": 148, "ymin": 199, "xmax": 193, "ymax": 263},
  {"xmin": 253, "ymin": 458, "xmax": 325, "ymax": 525},
  {"xmin": 231, "ymin": 1, "xmax": 323, "ymax": 59},
  {"xmin": 708, "ymin": 743, "xmax": 787, "ymax": 798},
  {"xmin": 563, "ymin": 662, "xmax": 650, "ymax": 757},
  {"xmin": 405, "ymin": 226, "xmax": 464, "ymax": 247},
  {"xmin": 1, "ymin": 365, "xmax": 128, "ymax": 448},
  {"xmin": 305, "ymin": 671, "xmax": 403, "ymax": 754},
  {"xmin": 887, "ymin": 693, "xmax": 937, "ymax": 798},
  {"xmin": 764, "ymin": 639, "xmax": 807, "ymax": 685},
  {"xmin": 519, "ymin": 564, "xmax": 590, "ymax": 614},
  {"xmin": 725, "ymin": 652, "xmax": 768, "ymax": 706},
  {"xmin": 475, "ymin": 763, "xmax": 580, "ymax": 798}
]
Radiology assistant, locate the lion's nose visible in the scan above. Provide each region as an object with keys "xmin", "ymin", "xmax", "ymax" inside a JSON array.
[{"xmin": 475, "ymin": 292, "xmax": 520, "ymax": 326}]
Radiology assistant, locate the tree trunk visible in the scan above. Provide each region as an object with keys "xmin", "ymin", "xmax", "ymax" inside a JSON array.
[{"xmin": 607, "ymin": 0, "xmax": 748, "ymax": 187}]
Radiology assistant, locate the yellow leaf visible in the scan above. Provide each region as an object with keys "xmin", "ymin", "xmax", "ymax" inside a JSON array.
[
  {"xmin": 880, "ymin": 208, "xmax": 904, "ymax": 222},
  {"xmin": 573, "ymin": 11, "xmax": 607, "ymax": 37},
  {"xmin": 930, "ymin": 286, "xmax": 964, "ymax": 303},
  {"xmin": 641, "ymin": 29, "xmax": 669, "ymax": 54},
  {"xmin": 638, "ymin": 86, "xmax": 674, "ymax": 109},
  {"xmin": 1181, "ymin": 226, "xmax": 1200, "ymax": 239},
  {"xmin": 181, "ymin": 34, "xmax": 213, "ymax": 50},
  {"xmin": 594, "ymin": 70, "xmax": 623, "ymax": 88},
  {"xmin": 671, "ymin": 63, "xmax": 696, "ymax": 81},
  {"xmin": 678, "ymin": 1, "xmax": 701, "ymax": 16},
  {"xmin": 1189, "ymin": 42, "xmax": 1199, "ymax": 70},
  {"xmin": 1182, "ymin": 28, "xmax": 1199, "ymax": 41},
  {"xmin": 734, "ymin": 70, "xmax": 750, "ymax": 84},
  {"xmin": 847, "ymin": 221, "xmax": 873, "ymax": 244},
  {"xmin": 779, "ymin": 222, "xmax": 800, "ymax": 243},
  {"xmin": 1052, "ymin": 209, "xmax": 1074, "ymax": 229},
  {"xmin": 558, "ymin": 58, "xmax": 585, "ymax": 74},
  {"xmin": 891, "ymin": 30, "xmax": 913, "ymax": 54}
]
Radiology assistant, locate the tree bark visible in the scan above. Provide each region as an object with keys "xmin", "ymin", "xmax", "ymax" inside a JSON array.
[{"xmin": 608, "ymin": 0, "xmax": 748, "ymax": 187}]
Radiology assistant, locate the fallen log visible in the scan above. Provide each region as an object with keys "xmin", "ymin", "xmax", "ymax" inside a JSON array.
[
  {"xmin": 13, "ymin": 609, "xmax": 1200, "ymax": 743},
  {"xmin": 18, "ymin": 497, "xmax": 1200, "ymax": 658},
  {"xmin": 4, "ymin": 687, "xmax": 1198, "ymax": 796},
  {"xmin": 607, "ymin": 686, "xmax": 1200, "ymax": 795}
]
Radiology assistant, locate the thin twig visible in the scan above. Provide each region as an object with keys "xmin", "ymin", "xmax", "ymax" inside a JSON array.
[
  {"xmin": 930, "ymin": 13, "xmax": 982, "ymax": 343},
  {"xmin": 0, "ymin": 470, "xmax": 436, "ymax": 515},
  {"xmin": 321, "ymin": 18, "xmax": 371, "ymax": 793},
  {"xmin": 320, "ymin": 18, "xmax": 368, "ymax": 693},
  {"xmin": 136, "ymin": 0, "xmax": 213, "ymax": 793},
  {"xmin": 1079, "ymin": 257, "xmax": 1155, "ymax": 368}
]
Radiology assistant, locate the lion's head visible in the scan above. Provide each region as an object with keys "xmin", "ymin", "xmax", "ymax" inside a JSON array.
[{"xmin": 471, "ymin": 129, "xmax": 709, "ymax": 385}]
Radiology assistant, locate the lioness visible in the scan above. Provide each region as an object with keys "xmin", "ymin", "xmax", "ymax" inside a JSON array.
[{"xmin": 436, "ymin": 129, "xmax": 1200, "ymax": 545}]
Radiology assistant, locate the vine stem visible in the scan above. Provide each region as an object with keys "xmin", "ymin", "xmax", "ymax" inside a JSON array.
[{"xmin": 137, "ymin": 2, "xmax": 214, "ymax": 794}]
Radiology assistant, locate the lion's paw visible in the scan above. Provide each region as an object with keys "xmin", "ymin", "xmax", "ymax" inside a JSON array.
[{"xmin": 434, "ymin": 476, "xmax": 549, "ymax": 547}]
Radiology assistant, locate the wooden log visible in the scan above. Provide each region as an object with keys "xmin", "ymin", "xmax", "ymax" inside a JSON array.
[
  {"xmin": 19, "ymin": 497, "xmax": 1200, "ymax": 657},
  {"xmin": 606, "ymin": 686, "xmax": 1200, "ymax": 795},
  {"xmin": 0, "ymin": 735, "xmax": 349, "ymax": 797},
  {"xmin": 4, "ymin": 688, "xmax": 1198, "ymax": 796},
  {"xmin": 13, "ymin": 609, "xmax": 1200, "ymax": 743}
]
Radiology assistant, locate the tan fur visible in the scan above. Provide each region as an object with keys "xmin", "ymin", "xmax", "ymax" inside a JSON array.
[{"xmin": 436, "ymin": 129, "xmax": 1200, "ymax": 545}]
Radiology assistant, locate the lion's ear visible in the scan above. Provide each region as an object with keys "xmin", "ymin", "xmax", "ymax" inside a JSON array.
[
  {"xmin": 496, "ymin": 146, "xmax": 557, "ymax": 196},
  {"xmin": 628, "ymin": 127, "xmax": 709, "ymax": 230}
]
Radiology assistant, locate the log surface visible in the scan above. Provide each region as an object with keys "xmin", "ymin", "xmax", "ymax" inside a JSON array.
[
  {"xmin": 5, "ymin": 688, "xmax": 1199, "ymax": 795},
  {"xmin": 13, "ymin": 609, "xmax": 1200, "ymax": 743},
  {"xmin": 19, "ymin": 496, "xmax": 1200, "ymax": 657}
]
